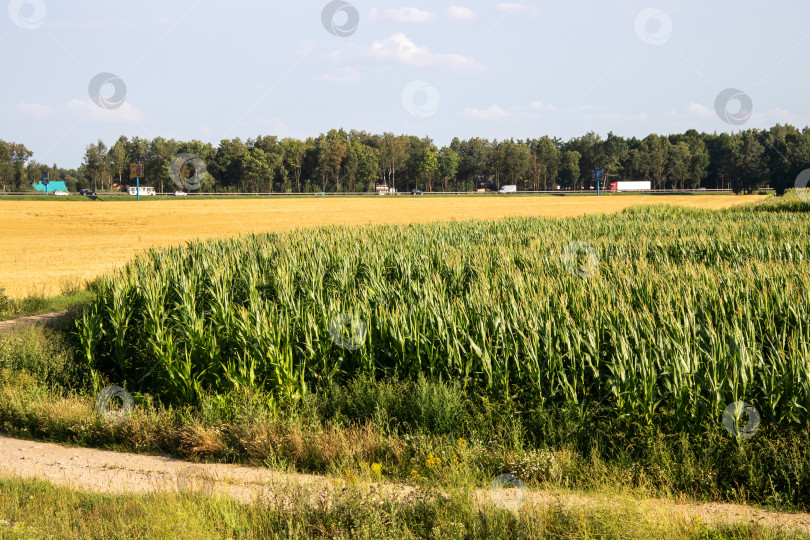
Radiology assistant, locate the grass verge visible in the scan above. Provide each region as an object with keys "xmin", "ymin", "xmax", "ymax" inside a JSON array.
[
  {"xmin": 0, "ymin": 476, "xmax": 803, "ymax": 539},
  {"xmin": 0, "ymin": 287, "xmax": 93, "ymax": 321},
  {"xmin": 2, "ymin": 323, "xmax": 810, "ymax": 513}
]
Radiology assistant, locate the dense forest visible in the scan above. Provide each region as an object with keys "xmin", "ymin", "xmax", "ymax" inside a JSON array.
[{"xmin": 1, "ymin": 125, "xmax": 808, "ymax": 194}]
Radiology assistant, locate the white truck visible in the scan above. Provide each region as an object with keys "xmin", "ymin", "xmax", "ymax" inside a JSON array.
[
  {"xmin": 498, "ymin": 185, "xmax": 518, "ymax": 193},
  {"xmin": 128, "ymin": 186, "xmax": 156, "ymax": 196},
  {"xmin": 609, "ymin": 181, "xmax": 651, "ymax": 192}
]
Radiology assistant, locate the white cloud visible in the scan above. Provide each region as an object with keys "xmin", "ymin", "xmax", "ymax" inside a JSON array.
[
  {"xmin": 255, "ymin": 117, "xmax": 288, "ymax": 135},
  {"xmin": 229, "ymin": 117, "xmax": 288, "ymax": 136},
  {"xmin": 529, "ymin": 101, "xmax": 561, "ymax": 112},
  {"xmin": 751, "ymin": 108, "xmax": 798, "ymax": 124},
  {"xmin": 769, "ymin": 108, "xmax": 798, "ymax": 122},
  {"xmin": 447, "ymin": 6, "xmax": 475, "ymax": 19},
  {"xmin": 459, "ymin": 100, "xmax": 561, "ymax": 119},
  {"xmin": 665, "ymin": 103, "xmax": 797, "ymax": 126},
  {"xmin": 497, "ymin": 3, "xmax": 539, "ymax": 17},
  {"xmin": 67, "ymin": 99, "xmax": 144, "ymax": 124},
  {"xmin": 578, "ymin": 105, "xmax": 648, "ymax": 122},
  {"xmin": 665, "ymin": 103, "xmax": 714, "ymax": 119},
  {"xmin": 368, "ymin": 8, "xmax": 378, "ymax": 21},
  {"xmin": 584, "ymin": 111, "xmax": 649, "ymax": 122},
  {"xmin": 16, "ymin": 102, "xmax": 56, "ymax": 119},
  {"xmin": 322, "ymin": 67, "xmax": 362, "ymax": 84},
  {"xmin": 385, "ymin": 8, "xmax": 436, "ymax": 23},
  {"xmin": 369, "ymin": 33, "xmax": 484, "ymax": 73},
  {"xmin": 686, "ymin": 103, "xmax": 713, "ymax": 118},
  {"xmin": 325, "ymin": 34, "xmax": 485, "ymax": 74},
  {"xmin": 461, "ymin": 105, "xmax": 508, "ymax": 120}
]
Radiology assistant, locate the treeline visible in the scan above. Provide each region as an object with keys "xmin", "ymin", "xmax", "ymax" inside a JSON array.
[
  {"xmin": 2, "ymin": 125, "xmax": 809, "ymax": 194},
  {"xmin": 0, "ymin": 141, "xmax": 80, "ymax": 192}
]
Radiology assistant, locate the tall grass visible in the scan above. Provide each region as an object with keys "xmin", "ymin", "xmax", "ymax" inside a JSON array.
[
  {"xmin": 0, "ymin": 285, "xmax": 93, "ymax": 321},
  {"xmin": 5, "ymin": 476, "xmax": 797, "ymax": 540},
  {"xmin": 78, "ymin": 200, "xmax": 810, "ymax": 435}
]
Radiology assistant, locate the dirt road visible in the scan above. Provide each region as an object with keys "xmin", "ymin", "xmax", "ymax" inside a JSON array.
[
  {"xmin": 0, "ymin": 310, "xmax": 68, "ymax": 332},
  {"xmin": 1, "ymin": 434, "xmax": 808, "ymax": 533}
]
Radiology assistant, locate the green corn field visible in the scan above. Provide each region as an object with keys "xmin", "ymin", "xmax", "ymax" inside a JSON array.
[{"xmin": 78, "ymin": 195, "xmax": 810, "ymax": 433}]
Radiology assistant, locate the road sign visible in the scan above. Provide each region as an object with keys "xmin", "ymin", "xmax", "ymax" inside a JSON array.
[
  {"xmin": 592, "ymin": 169, "xmax": 604, "ymax": 197},
  {"xmin": 130, "ymin": 163, "xmax": 144, "ymax": 179},
  {"xmin": 41, "ymin": 171, "xmax": 49, "ymax": 185}
]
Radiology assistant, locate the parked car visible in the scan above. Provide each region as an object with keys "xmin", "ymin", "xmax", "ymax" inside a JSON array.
[
  {"xmin": 174, "ymin": 191, "xmax": 187, "ymax": 196},
  {"xmin": 412, "ymin": 189, "xmax": 423, "ymax": 195},
  {"xmin": 315, "ymin": 191, "xmax": 326, "ymax": 196},
  {"xmin": 80, "ymin": 189, "xmax": 96, "ymax": 197},
  {"xmin": 498, "ymin": 185, "xmax": 518, "ymax": 193},
  {"xmin": 53, "ymin": 190, "xmax": 70, "ymax": 196}
]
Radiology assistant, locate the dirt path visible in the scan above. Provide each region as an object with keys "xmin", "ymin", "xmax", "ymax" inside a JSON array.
[
  {"xmin": 1, "ymin": 434, "xmax": 809, "ymax": 533},
  {"xmin": 0, "ymin": 434, "xmax": 337, "ymax": 505},
  {"xmin": 0, "ymin": 310, "xmax": 69, "ymax": 332}
]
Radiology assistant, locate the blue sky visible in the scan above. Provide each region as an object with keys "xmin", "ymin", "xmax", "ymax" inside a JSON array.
[{"xmin": 2, "ymin": 0, "xmax": 808, "ymax": 167}]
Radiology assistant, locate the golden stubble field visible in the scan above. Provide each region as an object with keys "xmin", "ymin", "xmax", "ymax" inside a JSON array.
[{"xmin": 0, "ymin": 195, "xmax": 762, "ymax": 298}]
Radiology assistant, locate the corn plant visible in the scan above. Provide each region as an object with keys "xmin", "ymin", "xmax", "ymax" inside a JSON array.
[{"xmin": 77, "ymin": 198, "xmax": 810, "ymax": 432}]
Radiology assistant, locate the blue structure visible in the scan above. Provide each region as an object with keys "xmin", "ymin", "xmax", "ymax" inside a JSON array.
[{"xmin": 33, "ymin": 181, "xmax": 68, "ymax": 192}]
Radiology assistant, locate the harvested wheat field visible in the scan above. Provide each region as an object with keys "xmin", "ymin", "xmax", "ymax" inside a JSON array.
[{"xmin": 0, "ymin": 195, "xmax": 761, "ymax": 298}]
